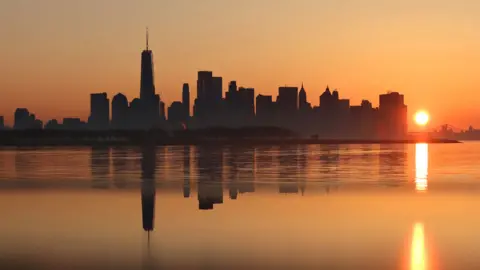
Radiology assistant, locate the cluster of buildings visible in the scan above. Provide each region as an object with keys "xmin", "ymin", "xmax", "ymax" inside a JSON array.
[
  {"xmin": 433, "ymin": 125, "xmax": 480, "ymax": 140},
  {"xmin": 2, "ymin": 32, "xmax": 409, "ymax": 139}
]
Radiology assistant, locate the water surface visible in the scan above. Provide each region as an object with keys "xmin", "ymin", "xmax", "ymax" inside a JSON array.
[{"xmin": 1, "ymin": 143, "xmax": 480, "ymax": 269}]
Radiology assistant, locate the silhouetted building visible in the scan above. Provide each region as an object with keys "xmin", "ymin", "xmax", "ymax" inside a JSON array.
[
  {"xmin": 224, "ymin": 84, "xmax": 255, "ymax": 127},
  {"xmin": 137, "ymin": 29, "xmax": 162, "ymax": 129},
  {"xmin": 194, "ymin": 71, "xmax": 213, "ymax": 119},
  {"xmin": 168, "ymin": 101, "xmax": 185, "ymax": 128},
  {"xmin": 212, "ymin": 77, "xmax": 223, "ymax": 102},
  {"xmin": 275, "ymin": 86, "xmax": 298, "ymax": 130},
  {"xmin": 238, "ymin": 87, "xmax": 255, "ymax": 117},
  {"xmin": 299, "ymin": 83, "xmax": 311, "ymax": 112},
  {"xmin": 140, "ymin": 32, "xmax": 155, "ymax": 101},
  {"xmin": 63, "ymin": 118, "xmax": 87, "ymax": 130},
  {"xmin": 14, "ymin": 108, "xmax": 41, "ymax": 130},
  {"xmin": 320, "ymin": 86, "xmax": 336, "ymax": 111},
  {"xmin": 129, "ymin": 98, "xmax": 142, "ymax": 129},
  {"xmin": 225, "ymin": 81, "xmax": 238, "ymax": 113},
  {"xmin": 14, "ymin": 108, "xmax": 29, "ymax": 130},
  {"xmin": 277, "ymin": 86, "xmax": 298, "ymax": 113},
  {"xmin": 350, "ymin": 100, "xmax": 377, "ymax": 139},
  {"xmin": 379, "ymin": 92, "xmax": 407, "ymax": 139},
  {"xmin": 228, "ymin": 81, "xmax": 237, "ymax": 94},
  {"xmin": 88, "ymin": 93, "xmax": 109, "ymax": 130},
  {"xmin": 316, "ymin": 86, "xmax": 351, "ymax": 138},
  {"xmin": 196, "ymin": 71, "xmax": 213, "ymax": 101},
  {"xmin": 0, "ymin": 116, "xmax": 4, "ymax": 129},
  {"xmin": 157, "ymin": 94, "xmax": 166, "ymax": 122},
  {"xmin": 193, "ymin": 71, "xmax": 225, "ymax": 126},
  {"xmin": 182, "ymin": 83, "xmax": 190, "ymax": 121},
  {"xmin": 256, "ymin": 94, "xmax": 275, "ymax": 125},
  {"xmin": 111, "ymin": 93, "xmax": 129, "ymax": 130},
  {"xmin": 294, "ymin": 84, "xmax": 314, "ymax": 134},
  {"xmin": 339, "ymin": 97, "xmax": 350, "ymax": 112},
  {"xmin": 44, "ymin": 119, "xmax": 60, "ymax": 130}
]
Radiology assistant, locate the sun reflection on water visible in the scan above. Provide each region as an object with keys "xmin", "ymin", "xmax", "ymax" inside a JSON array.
[
  {"xmin": 411, "ymin": 223, "xmax": 427, "ymax": 270},
  {"xmin": 415, "ymin": 144, "xmax": 429, "ymax": 192}
]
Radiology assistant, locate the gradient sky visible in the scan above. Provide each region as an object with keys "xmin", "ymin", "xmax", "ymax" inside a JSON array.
[{"xmin": 1, "ymin": 0, "xmax": 480, "ymax": 129}]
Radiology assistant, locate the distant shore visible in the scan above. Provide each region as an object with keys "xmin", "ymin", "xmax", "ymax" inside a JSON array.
[
  {"xmin": 0, "ymin": 128, "xmax": 460, "ymax": 147},
  {"xmin": 0, "ymin": 138, "xmax": 460, "ymax": 147}
]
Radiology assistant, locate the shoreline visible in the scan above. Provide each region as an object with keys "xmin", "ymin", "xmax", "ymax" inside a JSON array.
[{"xmin": 0, "ymin": 138, "xmax": 460, "ymax": 147}]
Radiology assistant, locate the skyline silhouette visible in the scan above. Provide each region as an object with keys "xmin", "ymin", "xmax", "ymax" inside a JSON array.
[
  {"xmin": 3, "ymin": 31, "xmax": 416, "ymax": 140},
  {"xmin": 2, "ymin": 26, "xmax": 479, "ymax": 134},
  {"xmin": 3, "ymin": 1, "xmax": 480, "ymax": 129}
]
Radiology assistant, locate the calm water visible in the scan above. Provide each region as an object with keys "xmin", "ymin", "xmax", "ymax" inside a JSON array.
[{"xmin": 1, "ymin": 143, "xmax": 480, "ymax": 269}]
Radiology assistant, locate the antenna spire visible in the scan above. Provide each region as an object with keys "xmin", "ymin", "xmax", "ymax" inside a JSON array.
[{"xmin": 146, "ymin": 27, "xmax": 149, "ymax": 50}]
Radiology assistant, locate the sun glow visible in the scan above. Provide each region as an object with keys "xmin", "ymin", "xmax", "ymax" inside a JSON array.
[{"xmin": 414, "ymin": 111, "xmax": 430, "ymax": 126}]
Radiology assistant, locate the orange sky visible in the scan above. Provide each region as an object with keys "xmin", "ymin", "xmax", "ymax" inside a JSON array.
[{"xmin": 1, "ymin": 0, "xmax": 480, "ymax": 129}]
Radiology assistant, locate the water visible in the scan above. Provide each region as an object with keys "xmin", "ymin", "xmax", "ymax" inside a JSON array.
[{"xmin": 1, "ymin": 143, "xmax": 480, "ymax": 269}]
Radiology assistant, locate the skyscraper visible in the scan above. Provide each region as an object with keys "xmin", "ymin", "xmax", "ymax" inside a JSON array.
[
  {"xmin": 238, "ymin": 87, "xmax": 255, "ymax": 118},
  {"xmin": 194, "ymin": 71, "xmax": 213, "ymax": 119},
  {"xmin": 111, "ymin": 93, "xmax": 129, "ymax": 130},
  {"xmin": 256, "ymin": 94, "xmax": 275, "ymax": 124},
  {"xmin": 226, "ymin": 81, "xmax": 238, "ymax": 109},
  {"xmin": 168, "ymin": 101, "xmax": 185, "ymax": 124},
  {"xmin": 88, "ymin": 93, "xmax": 110, "ymax": 130},
  {"xmin": 14, "ymin": 108, "xmax": 31, "ymax": 130},
  {"xmin": 212, "ymin": 76, "xmax": 223, "ymax": 102},
  {"xmin": 228, "ymin": 81, "xmax": 237, "ymax": 94},
  {"xmin": 140, "ymin": 29, "xmax": 155, "ymax": 101},
  {"xmin": 137, "ymin": 28, "xmax": 162, "ymax": 129},
  {"xmin": 182, "ymin": 83, "xmax": 190, "ymax": 120},
  {"xmin": 379, "ymin": 92, "xmax": 407, "ymax": 139},
  {"xmin": 277, "ymin": 86, "xmax": 298, "ymax": 113},
  {"xmin": 197, "ymin": 71, "xmax": 213, "ymax": 101}
]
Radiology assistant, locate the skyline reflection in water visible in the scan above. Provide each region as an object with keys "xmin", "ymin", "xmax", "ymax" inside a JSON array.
[
  {"xmin": 4, "ymin": 142, "xmax": 476, "ymax": 196},
  {"xmin": 415, "ymin": 144, "xmax": 429, "ymax": 192},
  {"xmin": 3, "ymin": 143, "xmax": 480, "ymax": 269}
]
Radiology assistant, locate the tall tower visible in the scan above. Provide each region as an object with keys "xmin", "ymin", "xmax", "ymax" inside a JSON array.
[
  {"xmin": 182, "ymin": 83, "xmax": 190, "ymax": 120},
  {"xmin": 140, "ymin": 28, "xmax": 156, "ymax": 101}
]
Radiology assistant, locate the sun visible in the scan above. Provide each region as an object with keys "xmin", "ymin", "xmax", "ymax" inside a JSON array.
[{"xmin": 414, "ymin": 111, "xmax": 430, "ymax": 126}]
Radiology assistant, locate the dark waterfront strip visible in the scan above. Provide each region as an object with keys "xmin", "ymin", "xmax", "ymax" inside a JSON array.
[{"xmin": 0, "ymin": 128, "xmax": 458, "ymax": 147}]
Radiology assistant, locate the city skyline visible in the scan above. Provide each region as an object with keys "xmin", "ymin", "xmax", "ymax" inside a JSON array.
[
  {"xmin": 2, "ymin": 0, "xmax": 480, "ymax": 128},
  {"xmin": 0, "ymin": 29, "xmax": 428, "ymax": 140},
  {"xmin": 7, "ymin": 29, "xmax": 411, "ymax": 141}
]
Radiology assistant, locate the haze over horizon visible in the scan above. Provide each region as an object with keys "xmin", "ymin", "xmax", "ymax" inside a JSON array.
[{"xmin": 2, "ymin": 0, "xmax": 480, "ymax": 129}]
